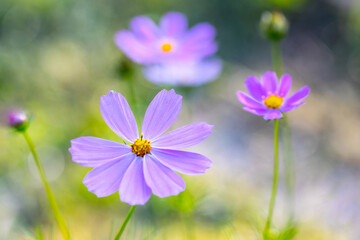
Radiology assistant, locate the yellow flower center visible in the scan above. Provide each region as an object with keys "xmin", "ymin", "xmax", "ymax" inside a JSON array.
[
  {"xmin": 161, "ymin": 43, "xmax": 172, "ymax": 52},
  {"xmin": 130, "ymin": 134, "xmax": 151, "ymax": 157},
  {"xmin": 264, "ymin": 95, "xmax": 283, "ymax": 109}
]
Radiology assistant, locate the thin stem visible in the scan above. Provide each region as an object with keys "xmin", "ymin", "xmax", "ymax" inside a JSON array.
[
  {"xmin": 263, "ymin": 119, "xmax": 280, "ymax": 238},
  {"xmin": 270, "ymin": 41, "xmax": 283, "ymax": 77},
  {"xmin": 22, "ymin": 130, "xmax": 70, "ymax": 240},
  {"xmin": 271, "ymin": 40, "xmax": 296, "ymax": 225},
  {"xmin": 114, "ymin": 205, "xmax": 137, "ymax": 240}
]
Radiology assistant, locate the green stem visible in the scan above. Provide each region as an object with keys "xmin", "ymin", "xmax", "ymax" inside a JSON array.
[
  {"xmin": 271, "ymin": 40, "xmax": 296, "ymax": 225},
  {"xmin": 22, "ymin": 130, "xmax": 70, "ymax": 240},
  {"xmin": 270, "ymin": 41, "xmax": 283, "ymax": 77},
  {"xmin": 114, "ymin": 205, "xmax": 136, "ymax": 240},
  {"xmin": 263, "ymin": 119, "xmax": 279, "ymax": 238}
]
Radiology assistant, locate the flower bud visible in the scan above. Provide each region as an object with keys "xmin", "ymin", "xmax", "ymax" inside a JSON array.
[
  {"xmin": 260, "ymin": 11, "xmax": 289, "ymax": 41},
  {"xmin": 6, "ymin": 110, "xmax": 29, "ymax": 132}
]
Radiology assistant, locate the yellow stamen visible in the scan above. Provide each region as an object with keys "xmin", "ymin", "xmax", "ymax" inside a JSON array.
[
  {"xmin": 130, "ymin": 134, "xmax": 151, "ymax": 157},
  {"xmin": 264, "ymin": 95, "xmax": 283, "ymax": 109},
  {"xmin": 161, "ymin": 43, "xmax": 172, "ymax": 52}
]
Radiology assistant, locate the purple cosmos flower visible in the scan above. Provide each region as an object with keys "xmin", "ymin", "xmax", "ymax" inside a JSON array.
[
  {"xmin": 69, "ymin": 89, "xmax": 213, "ymax": 205},
  {"xmin": 115, "ymin": 12, "xmax": 217, "ymax": 64},
  {"xmin": 237, "ymin": 71, "xmax": 310, "ymax": 120},
  {"xmin": 143, "ymin": 58, "xmax": 222, "ymax": 86}
]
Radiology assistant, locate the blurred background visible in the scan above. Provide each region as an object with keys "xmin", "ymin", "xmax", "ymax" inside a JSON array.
[{"xmin": 0, "ymin": 0, "xmax": 360, "ymax": 239}]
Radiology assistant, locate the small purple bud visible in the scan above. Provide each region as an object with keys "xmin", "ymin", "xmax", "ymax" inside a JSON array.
[{"xmin": 7, "ymin": 110, "xmax": 29, "ymax": 131}]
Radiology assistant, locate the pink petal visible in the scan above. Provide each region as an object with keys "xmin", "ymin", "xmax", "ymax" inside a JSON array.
[
  {"xmin": 143, "ymin": 155, "xmax": 185, "ymax": 198},
  {"xmin": 237, "ymin": 91, "xmax": 266, "ymax": 109},
  {"xmin": 280, "ymin": 102, "xmax": 306, "ymax": 112},
  {"xmin": 69, "ymin": 137, "xmax": 131, "ymax": 167},
  {"xmin": 243, "ymin": 107, "xmax": 269, "ymax": 116},
  {"xmin": 244, "ymin": 76, "xmax": 266, "ymax": 101},
  {"xmin": 263, "ymin": 109, "xmax": 283, "ymax": 120},
  {"xmin": 277, "ymin": 74, "xmax": 292, "ymax": 97},
  {"xmin": 151, "ymin": 122, "xmax": 213, "ymax": 149},
  {"xmin": 130, "ymin": 16, "xmax": 159, "ymax": 41},
  {"xmin": 100, "ymin": 91, "xmax": 138, "ymax": 143},
  {"xmin": 119, "ymin": 156, "xmax": 152, "ymax": 205},
  {"xmin": 82, "ymin": 153, "xmax": 134, "ymax": 198},
  {"xmin": 114, "ymin": 30, "xmax": 156, "ymax": 64},
  {"xmin": 142, "ymin": 89, "xmax": 182, "ymax": 140},
  {"xmin": 261, "ymin": 71, "xmax": 278, "ymax": 94},
  {"xmin": 151, "ymin": 148, "xmax": 212, "ymax": 175},
  {"xmin": 181, "ymin": 23, "xmax": 217, "ymax": 59},
  {"xmin": 160, "ymin": 12, "xmax": 188, "ymax": 36},
  {"xmin": 284, "ymin": 86, "xmax": 310, "ymax": 106}
]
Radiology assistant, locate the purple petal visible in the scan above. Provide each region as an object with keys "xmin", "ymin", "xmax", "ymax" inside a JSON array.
[
  {"xmin": 160, "ymin": 12, "xmax": 187, "ymax": 36},
  {"xmin": 244, "ymin": 76, "xmax": 266, "ymax": 101},
  {"xmin": 100, "ymin": 91, "xmax": 138, "ymax": 143},
  {"xmin": 243, "ymin": 107, "xmax": 269, "ymax": 116},
  {"xmin": 69, "ymin": 137, "xmax": 132, "ymax": 167},
  {"xmin": 151, "ymin": 122, "xmax": 214, "ymax": 149},
  {"xmin": 261, "ymin": 72, "xmax": 278, "ymax": 94},
  {"xmin": 114, "ymin": 30, "xmax": 156, "ymax": 64},
  {"xmin": 143, "ymin": 59, "xmax": 222, "ymax": 86},
  {"xmin": 130, "ymin": 16, "xmax": 159, "ymax": 41},
  {"xmin": 263, "ymin": 109, "xmax": 283, "ymax": 120},
  {"xmin": 142, "ymin": 89, "xmax": 182, "ymax": 140},
  {"xmin": 143, "ymin": 155, "xmax": 185, "ymax": 198},
  {"xmin": 277, "ymin": 74, "xmax": 292, "ymax": 97},
  {"xmin": 82, "ymin": 153, "xmax": 134, "ymax": 197},
  {"xmin": 151, "ymin": 148, "xmax": 212, "ymax": 175},
  {"xmin": 284, "ymin": 86, "xmax": 310, "ymax": 106},
  {"xmin": 181, "ymin": 23, "xmax": 217, "ymax": 59},
  {"xmin": 237, "ymin": 91, "xmax": 266, "ymax": 109},
  {"xmin": 280, "ymin": 102, "xmax": 306, "ymax": 112},
  {"xmin": 119, "ymin": 156, "xmax": 152, "ymax": 205}
]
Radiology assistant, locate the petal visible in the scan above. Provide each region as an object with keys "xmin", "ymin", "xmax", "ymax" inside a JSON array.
[
  {"xmin": 143, "ymin": 58, "xmax": 222, "ymax": 87},
  {"xmin": 151, "ymin": 122, "xmax": 214, "ymax": 149},
  {"xmin": 244, "ymin": 76, "xmax": 266, "ymax": 101},
  {"xmin": 119, "ymin": 156, "xmax": 152, "ymax": 205},
  {"xmin": 261, "ymin": 71, "xmax": 278, "ymax": 94},
  {"xmin": 82, "ymin": 153, "xmax": 134, "ymax": 197},
  {"xmin": 69, "ymin": 137, "xmax": 131, "ymax": 167},
  {"xmin": 142, "ymin": 89, "xmax": 182, "ymax": 140},
  {"xmin": 284, "ymin": 86, "xmax": 311, "ymax": 106},
  {"xmin": 114, "ymin": 30, "xmax": 156, "ymax": 64},
  {"xmin": 130, "ymin": 16, "xmax": 159, "ymax": 41},
  {"xmin": 143, "ymin": 155, "xmax": 185, "ymax": 198},
  {"xmin": 280, "ymin": 102, "xmax": 306, "ymax": 112},
  {"xmin": 237, "ymin": 91, "xmax": 266, "ymax": 109},
  {"xmin": 160, "ymin": 12, "xmax": 188, "ymax": 36},
  {"xmin": 263, "ymin": 109, "xmax": 283, "ymax": 120},
  {"xmin": 100, "ymin": 91, "xmax": 138, "ymax": 143},
  {"xmin": 184, "ymin": 23, "xmax": 216, "ymax": 45},
  {"xmin": 181, "ymin": 23, "xmax": 217, "ymax": 59},
  {"xmin": 243, "ymin": 107, "xmax": 269, "ymax": 116},
  {"xmin": 277, "ymin": 74, "xmax": 292, "ymax": 97},
  {"xmin": 150, "ymin": 148, "xmax": 212, "ymax": 175}
]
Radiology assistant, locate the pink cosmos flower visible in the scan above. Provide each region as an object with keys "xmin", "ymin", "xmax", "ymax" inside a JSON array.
[
  {"xmin": 115, "ymin": 12, "xmax": 217, "ymax": 64},
  {"xmin": 69, "ymin": 89, "xmax": 213, "ymax": 205},
  {"xmin": 237, "ymin": 72, "xmax": 310, "ymax": 120}
]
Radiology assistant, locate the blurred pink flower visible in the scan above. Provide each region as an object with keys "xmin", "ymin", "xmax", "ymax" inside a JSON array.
[{"xmin": 115, "ymin": 12, "xmax": 217, "ymax": 64}]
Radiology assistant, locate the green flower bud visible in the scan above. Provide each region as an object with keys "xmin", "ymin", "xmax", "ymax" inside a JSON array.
[{"xmin": 260, "ymin": 11, "xmax": 289, "ymax": 42}]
